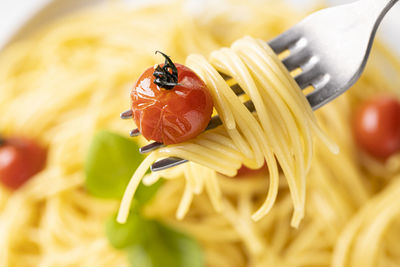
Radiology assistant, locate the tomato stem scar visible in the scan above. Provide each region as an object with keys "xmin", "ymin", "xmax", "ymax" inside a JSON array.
[{"xmin": 153, "ymin": 51, "xmax": 179, "ymax": 90}]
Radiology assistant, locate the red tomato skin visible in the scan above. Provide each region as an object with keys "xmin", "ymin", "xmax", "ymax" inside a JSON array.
[
  {"xmin": 353, "ymin": 96, "xmax": 400, "ymax": 159},
  {"xmin": 131, "ymin": 64, "xmax": 213, "ymax": 145},
  {"xmin": 0, "ymin": 138, "xmax": 47, "ymax": 190}
]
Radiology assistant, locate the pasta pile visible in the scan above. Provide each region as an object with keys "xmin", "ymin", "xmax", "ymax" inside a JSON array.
[{"xmin": 0, "ymin": 1, "xmax": 399, "ymax": 266}]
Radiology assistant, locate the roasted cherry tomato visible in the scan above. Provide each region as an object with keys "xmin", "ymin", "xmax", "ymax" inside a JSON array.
[
  {"xmin": 0, "ymin": 137, "xmax": 47, "ymax": 190},
  {"xmin": 130, "ymin": 51, "xmax": 213, "ymax": 145},
  {"xmin": 353, "ymin": 95, "xmax": 400, "ymax": 159}
]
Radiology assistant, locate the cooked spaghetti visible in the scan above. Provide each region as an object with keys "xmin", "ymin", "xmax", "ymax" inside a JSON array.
[
  {"xmin": 0, "ymin": 1, "xmax": 400, "ymax": 267},
  {"xmin": 117, "ymin": 36, "xmax": 338, "ymax": 228}
]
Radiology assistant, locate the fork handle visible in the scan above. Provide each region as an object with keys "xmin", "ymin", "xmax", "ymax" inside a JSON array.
[{"xmin": 361, "ymin": 0, "xmax": 398, "ymax": 21}]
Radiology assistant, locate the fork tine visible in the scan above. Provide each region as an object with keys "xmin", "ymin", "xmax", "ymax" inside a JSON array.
[
  {"xmin": 311, "ymin": 73, "xmax": 331, "ymax": 91},
  {"xmin": 282, "ymin": 52, "xmax": 310, "ymax": 72},
  {"xmin": 230, "ymin": 84, "xmax": 244, "ymax": 95},
  {"xmin": 130, "ymin": 128, "xmax": 141, "ymax": 137},
  {"xmin": 151, "ymin": 157, "xmax": 188, "ymax": 172},
  {"xmin": 299, "ymin": 56, "xmax": 319, "ymax": 73},
  {"xmin": 294, "ymin": 69, "xmax": 323, "ymax": 89},
  {"xmin": 306, "ymin": 74, "xmax": 333, "ymax": 110},
  {"xmin": 140, "ymin": 141, "xmax": 163, "ymax": 154},
  {"xmin": 219, "ymin": 72, "xmax": 232, "ymax": 80},
  {"xmin": 306, "ymin": 87, "xmax": 332, "ymax": 111},
  {"xmin": 268, "ymin": 29, "xmax": 301, "ymax": 54},
  {"xmin": 120, "ymin": 110, "xmax": 133, "ymax": 119}
]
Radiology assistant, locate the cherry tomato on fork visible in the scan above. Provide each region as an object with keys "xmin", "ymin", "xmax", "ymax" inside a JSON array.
[
  {"xmin": 130, "ymin": 51, "xmax": 213, "ymax": 145},
  {"xmin": 0, "ymin": 137, "xmax": 47, "ymax": 190},
  {"xmin": 353, "ymin": 95, "xmax": 400, "ymax": 159}
]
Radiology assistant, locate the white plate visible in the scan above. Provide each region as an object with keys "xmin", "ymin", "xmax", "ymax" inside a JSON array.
[{"xmin": 0, "ymin": 0, "xmax": 399, "ymax": 55}]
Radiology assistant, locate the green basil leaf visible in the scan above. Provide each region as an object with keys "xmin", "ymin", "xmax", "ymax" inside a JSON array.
[
  {"xmin": 127, "ymin": 221, "xmax": 204, "ymax": 267},
  {"xmin": 85, "ymin": 131, "xmax": 144, "ymax": 199},
  {"xmin": 85, "ymin": 130, "xmax": 162, "ymax": 205},
  {"xmin": 106, "ymin": 211, "xmax": 148, "ymax": 249}
]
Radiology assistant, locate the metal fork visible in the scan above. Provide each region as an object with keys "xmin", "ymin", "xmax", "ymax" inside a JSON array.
[{"xmin": 121, "ymin": 0, "xmax": 398, "ymax": 172}]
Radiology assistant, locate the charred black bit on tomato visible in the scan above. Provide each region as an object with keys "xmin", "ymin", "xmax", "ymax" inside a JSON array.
[{"xmin": 153, "ymin": 51, "xmax": 179, "ymax": 90}]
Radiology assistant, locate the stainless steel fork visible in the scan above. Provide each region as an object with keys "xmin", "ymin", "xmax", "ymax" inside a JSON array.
[{"xmin": 121, "ymin": 0, "xmax": 399, "ymax": 172}]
